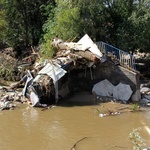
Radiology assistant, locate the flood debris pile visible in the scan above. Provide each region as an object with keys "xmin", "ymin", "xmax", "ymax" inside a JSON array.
[
  {"xmin": 19, "ymin": 34, "xmax": 103, "ymax": 107},
  {"xmin": 0, "ymin": 34, "xmax": 104, "ymax": 109},
  {"xmin": 51, "ymin": 34, "xmax": 103, "ymax": 69},
  {"xmin": 140, "ymin": 82, "xmax": 150, "ymax": 106},
  {"xmin": 94, "ymin": 102, "xmax": 140, "ymax": 118},
  {"xmin": 0, "ymin": 34, "xmax": 149, "ymax": 111},
  {"xmin": 0, "ymin": 87, "xmax": 21, "ymax": 110},
  {"xmin": 134, "ymin": 51, "xmax": 150, "ymax": 79}
]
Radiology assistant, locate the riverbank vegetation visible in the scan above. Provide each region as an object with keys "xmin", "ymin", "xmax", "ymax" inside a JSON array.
[
  {"xmin": 0, "ymin": 0, "xmax": 149, "ymax": 81},
  {"xmin": 0, "ymin": 0, "xmax": 149, "ymax": 56}
]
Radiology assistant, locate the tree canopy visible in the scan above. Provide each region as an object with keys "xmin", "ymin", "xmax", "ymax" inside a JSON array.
[
  {"xmin": 0, "ymin": 0, "xmax": 149, "ymax": 57},
  {"xmin": 0, "ymin": 0, "xmax": 8, "ymax": 47}
]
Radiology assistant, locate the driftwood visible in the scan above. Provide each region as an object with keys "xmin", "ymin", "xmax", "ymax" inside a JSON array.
[
  {"xmin": 71, "ymin": 137, "xmax": 89, "ymax": 150},
  {"xmin": 51, "ymin": 37, "xmax": 68, "ymax": 50},
  {"xmin": 52, "ymin": 38, "xmax": 99, "ymax": 62},
  {"xmin": 74, "ymin": 51, "xmax": 99, "ymax": 62},
  {"xmin": 31, "ymin": 46, "xmax": 41, "ymax": 59}
]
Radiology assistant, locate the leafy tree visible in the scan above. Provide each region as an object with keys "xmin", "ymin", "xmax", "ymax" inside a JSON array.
[
  {"xmin": 41, "ymin": 0, "xmax": 82, "ymax": 58},
  {"xmin": 101, "ymin": 0, "xmax": 134, "ymax": 46},
  {"xmin": 105, "ymin": 0, "xmax": 150, "ymax": 53},
  {"xmin": 5, "ymin": 0, "xmax": 55, "ymax": 48},
  {"xmin": 41, "ymin": 0, "xmax": 105, "ymax": 58},
  {"xmin": 128, "ymin": 0, "xmax": 150, "ymax": 52},
  {"xmin": 0, "ymin": 0, "xmax": 148, "ymax": 57},
  {"xmin": 73, "ymin": 0, "xmax": 105, "ymax": 41},
  {"xmin": 0, "ymin": 0, "xmax": 8, "ymax": 48}
]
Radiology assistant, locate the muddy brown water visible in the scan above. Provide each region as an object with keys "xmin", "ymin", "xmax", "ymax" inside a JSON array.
[{"xmin": 0, "ymin": 91, "xmax": 150, "ymax": 150}]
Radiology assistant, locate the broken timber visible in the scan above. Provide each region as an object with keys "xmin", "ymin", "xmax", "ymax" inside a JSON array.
[{"xmin": 11, "ymin": 34, "xmax": 141, "ymax": 107}]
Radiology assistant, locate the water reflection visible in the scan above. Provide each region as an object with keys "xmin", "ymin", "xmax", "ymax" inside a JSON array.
[
  {"xmin": 21, "ymin": 106, "xmax": 39, "ymax": 135},
  {"xmin": 46, "ymin": 120, "xmax": 65, "ymax": 139},
  {"xmin": 146, "ymin": 110, "xmax": 150, "ymax": 119}
]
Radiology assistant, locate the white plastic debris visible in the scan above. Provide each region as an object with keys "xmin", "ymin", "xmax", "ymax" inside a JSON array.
[
  {"xmin": 140, "ymin": 87, "xmax": 150, "ymax": 94},
  {"xmin": 77, "ymin": 34, "xmax": 103, "ymax": 58},
  {"xmin": 99, "ymin": 114, "xmax": 107, "ymax": 117},
  {"xmin": 30, "ymin": 91, "xmax": 39, "ymax": 107}
]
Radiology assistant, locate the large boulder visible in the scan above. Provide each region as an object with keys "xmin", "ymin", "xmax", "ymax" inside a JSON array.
[
  {"xmin": 92, "ymin": 79, "xmax": 114, "ymax": 97},
  {"xmin": 113, "ymin": 83, "xmax": 133, "ymax": 101}
]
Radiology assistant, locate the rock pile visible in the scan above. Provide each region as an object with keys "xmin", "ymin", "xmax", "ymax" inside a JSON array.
[
  {"xmin": 140, "ymin": 82, "xmax": 150, "ymax": 106},
  {"xmin": 92, "ymin": 79, "xmax": 133, "ymax": 103}
]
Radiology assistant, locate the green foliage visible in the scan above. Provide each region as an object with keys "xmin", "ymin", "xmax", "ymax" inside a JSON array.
[
  {"xmin": 54, "ymin": 7, "xmax": 81, "ymax": 40},
  {"xmin": 41, "ymin": 0, "xmax": 82, "ymax": 58},
  {"xmin": 74, "ymin": 0, "xmax": 104, "ymax": 40},
  {"xmin": 132, "ymin": 103, "xmax": 140, "ymax": 111},
  {"xmin": 41, "ymin": 0, "xmax": 150, "ymax": 55},
  {"xmin": 0, "ymin": 54, "xmax": 18, "ymax": 81},
  {"xmin": 129, "ymin": 0, "xmax": 150, "ymax": 52},
  {"xmin": 0, "ymin": 0, "xmax": 8, "ymax": 47},
  {"xmin": 41, "ymin": 0, "xmax": 106, "ymax": 56},
  {"xmin": 4, "ymin": 0, "xmax": 55, "ymax": 48},
  {"xmin": 40, "ymin": 41, "xmax": 57, "ymax": 59},
  {"xmin": 43, "ymin": 2, "xmax": 81, "ymax": 41},
  {"xmin": 116, "ymin": 0, "xmax": 150, "ymax": 52},
  {"xmin": 0, "ymin": 0, "xmax": 149, "ymax": 56}
]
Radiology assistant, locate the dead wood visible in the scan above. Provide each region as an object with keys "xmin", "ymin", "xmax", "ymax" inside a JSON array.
[
  {"xmin": 51, "ymin": 37, "xmax": 68, "ymax": 50},
  {"xmin": 70, "ymin": 137, "xmax": 89, "ymax": 150},
  {"xmin": 31, "ymin": 46, "xmax": 41, "ymax": 59},
  {"xmin": 74, "ymin": 51, "xmax": 99, "ymax": 62}
]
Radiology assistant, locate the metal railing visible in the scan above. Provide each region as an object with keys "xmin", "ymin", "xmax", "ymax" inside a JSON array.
[{"xmin": 96, "ymin": 41, "xmax": 136, "ymax": 70}]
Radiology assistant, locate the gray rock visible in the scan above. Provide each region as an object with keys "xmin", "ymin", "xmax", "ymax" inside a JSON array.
[
  {"xmin": 92, "ymin": 79, "xmax": 114, "ymax": 97},
  {"xmin": 144, "ymin": 94, "xmax": 150, "ymax": 100},
  {"xmin": 113, "ymin": 83, "xmax": 133, "ymax": 101},
  {"xmin": 140, "ymin": 98, "xmax": 150, "ymax": 104}
]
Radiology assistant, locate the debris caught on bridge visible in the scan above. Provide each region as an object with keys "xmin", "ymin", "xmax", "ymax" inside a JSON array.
[
  {"xmin": 140, "ymin": 82, "xmax": 150, "ymax": 106},
  {"xmin": 0, "ymin": 34, "xmax": 148, "ymax": 111}
]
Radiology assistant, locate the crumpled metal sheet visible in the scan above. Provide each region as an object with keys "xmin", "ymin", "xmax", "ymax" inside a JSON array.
[{"xmin": 34, "ymin": 62, "xmax": 67, "ymax": 82}]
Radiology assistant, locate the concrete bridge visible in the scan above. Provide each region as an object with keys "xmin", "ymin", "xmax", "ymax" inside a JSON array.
[{"xmin": 94, "ymin": 42, "xmax": 140, "ymax": 101}]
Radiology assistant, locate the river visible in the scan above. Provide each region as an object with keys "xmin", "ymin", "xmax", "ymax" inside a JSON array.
[{"xmin": 0, "ymin": 91, "xmax": 150, "ymax": 150}]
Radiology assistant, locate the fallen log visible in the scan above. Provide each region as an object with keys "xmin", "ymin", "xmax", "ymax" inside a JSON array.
[
  {"xmin": 51, "ymin": 37, "xmax": 68, "ymax": 50},
  {"xmin": 73, "ymin": 50, "xmax": 99, "ymax": 62}
]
